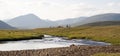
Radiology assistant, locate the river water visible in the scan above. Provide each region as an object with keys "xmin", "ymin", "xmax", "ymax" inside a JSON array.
[{"xmin": 0, "ymin": 35, "xmax": 110, "ymax": 51}]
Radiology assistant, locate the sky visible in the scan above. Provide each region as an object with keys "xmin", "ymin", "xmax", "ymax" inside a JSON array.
[{"xmin": 0, "ymin": 0, "xmax": 120, "ymax": 21}]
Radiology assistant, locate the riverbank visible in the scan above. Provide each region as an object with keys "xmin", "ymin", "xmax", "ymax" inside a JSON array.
[{"xmin": 0, "ymin": 45, "xmax": 119, "ymax": 56}]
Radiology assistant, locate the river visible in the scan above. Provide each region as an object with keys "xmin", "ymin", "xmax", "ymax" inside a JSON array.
[{"xmin": 0, "ymin": 35, "xmax": 110, "ymax": 51}]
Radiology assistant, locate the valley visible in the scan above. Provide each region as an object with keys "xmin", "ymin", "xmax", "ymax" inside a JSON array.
[
  {"xmin": 0, "ymin": 13, "xmax": 120, "ymax": 56},
  {"xmin": 0, "ymin": 0, "xmax": 120, "ymax": 55}
]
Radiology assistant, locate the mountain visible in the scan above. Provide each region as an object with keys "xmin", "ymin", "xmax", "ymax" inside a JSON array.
[
  {"xmin": 6, "ymin": 14, "xmax": 57, "ymax": 29},
  {"xmin": 0, "ymin": 20, "xmax": 15, "ymax": 29},
  {"xmin": 6, "ymin": 13, "xmax": 120, "ymax": 29},
  {"xmin": 73, "ymin": 13, "xmax": 120, "ymax": 26},
  {"xmin": 80, "ymin": 21, "xmax": 120, "ymax": 26},
  {"xmin": 55, "ymin": 17, "xmax": 87, "ymax": 26}
]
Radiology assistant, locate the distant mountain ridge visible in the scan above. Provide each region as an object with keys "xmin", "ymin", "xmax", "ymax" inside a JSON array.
[
  {"xmin": 73, "ymin": 13, "xmax": 120, "ymax": 26},
  {"xmin": 0, "ymin": 20, "xmax": 15, "ymax": 29},
  {"xmin": 79, "ymin": 21, "xmax": 120, "ymax": 26},
  {"xmin": 6, "ymin": 13, "xmax": 120, "ymax": 29},
  {"xmin": 55, "ymin": 17, "xmax": 87, "ymax": 26},
  {"xmin": 6, "ymin": 14, "xmax": 87, "ymax": 29},
  {"xmin": 6, "ymin": 14, "xmax": 57, "ymax": 29}
]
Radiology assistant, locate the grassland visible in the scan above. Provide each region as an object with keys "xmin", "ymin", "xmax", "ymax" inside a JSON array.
[
  {"xmin": 92, "ymin": 53, "xmax": 120, "ymax": 56},
  {"xmin": 0, "ymin": 25, "xmax": 120, "ymax": 45}
]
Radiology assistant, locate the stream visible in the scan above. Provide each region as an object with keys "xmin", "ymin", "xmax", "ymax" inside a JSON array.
[{"xmin": 0, "ymin": 35, "xmax": 110, "ymax": 51}]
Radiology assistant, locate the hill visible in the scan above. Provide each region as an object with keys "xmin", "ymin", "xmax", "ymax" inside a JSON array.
[
  {"xmin": 0, "ymin": 20, "xmax": 15, "ymax": 29},
  {"xmin": 73, "ymin": 13, "xmax": 120, "ymax": 26},
  {"xmin": 80, "ymin": 21, "xmax": 120, "ymax": 26},
  {"xmin": 55, "ymin": 17, "xmax": 87, "ymax": 26},
  {"xmin": 6, "ymin": 13, "xmax": 120, "ymax": 28},
  {"xmin": 6, "ymin": 14, "xmax": 57, "ymax": 29}
]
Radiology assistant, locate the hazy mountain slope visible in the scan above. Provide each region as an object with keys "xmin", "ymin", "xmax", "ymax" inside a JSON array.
[
  {"xmin": 7, "ymin": 14, "xmax": 57, "ymax": 29},
  {"xmin": 73, "ymin": 13, "xmax": 120, "ymax": 26},
  {"xmin": 6, "ymin": 13, "xmax": 120, "ymax": 29},
  {"xmin": 79, "ymin": 21, "xmax": 120, "ymax": 26},
  {"xmin": 0, "ymin": 20, "xmax": 15, "ymax": 29},
  {"xmin": 55, "ymin": 17, "xmax": 87, "ymax": 26}
]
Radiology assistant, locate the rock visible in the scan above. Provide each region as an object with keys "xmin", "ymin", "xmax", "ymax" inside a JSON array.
[
  {"xmin": 70, "ymin": 44, "xmax": 76, "ymax": 47},
  {"xmin": 0, "ymin": 46, "xmax": 120, "ymax": 56}
]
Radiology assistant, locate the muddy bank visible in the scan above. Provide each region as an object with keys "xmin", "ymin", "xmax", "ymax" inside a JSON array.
[{"xmin": 0, "ymin": 45, "xmax": 120, "ymax": 56}]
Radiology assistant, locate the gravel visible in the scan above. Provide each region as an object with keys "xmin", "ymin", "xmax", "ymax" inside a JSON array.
[{"xmin": 0, "ymin": 45, "xmax": 120, "ymax": 56}]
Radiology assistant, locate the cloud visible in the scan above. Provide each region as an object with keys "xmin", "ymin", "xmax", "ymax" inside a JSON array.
[
  {"xmin": 107, "ymin": 2, "xmax": 115, "ymax": 6},
  {"xmin": 0, "ymin": 0, "xmax": 120, "ymax": 21}
]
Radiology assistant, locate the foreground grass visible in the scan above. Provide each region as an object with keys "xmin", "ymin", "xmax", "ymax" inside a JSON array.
[
  {"xmin": 92, "ymin": 53, "xmax": 120, "ymax": 56},
  {"xmin": 0, "ymin": 25, "xmax": 120, "ymax": 45}
]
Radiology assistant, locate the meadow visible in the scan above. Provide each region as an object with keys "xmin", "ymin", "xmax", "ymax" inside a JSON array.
[{"xmin": 0, "ymin": 25, "xmax": 120, "ymax": 45}]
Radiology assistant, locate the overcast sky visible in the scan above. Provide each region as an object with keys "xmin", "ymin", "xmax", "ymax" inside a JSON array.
[{"xmin": 0, "ymin": 0, "xmax": 120, "ymax": 21}]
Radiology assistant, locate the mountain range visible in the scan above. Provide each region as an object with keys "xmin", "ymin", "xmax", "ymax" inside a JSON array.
[
  {"xmin": 73, "ymin": 13, "xmax": 120, "ymax": 26},
  {"xmin": 79, "ymin": 21, "xmax": 120, "ymax": 26},
  {"xmin": 6, "ymin": 14, "xmax": 57, "ymax": 29},
  {"xmin": 0, "ymin": 20, "xmax": 15, "ymax": 29},
  {"xmin": 55, "ymin": 17, "xmax": 87, "ymax": 26},
  {"xmin": 0, "ymin": 13, "xmax": 120, "ymax": 29},
  {"xmin": 6, "ymin": 14, "xmax": 87, "ymax": 29}
]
